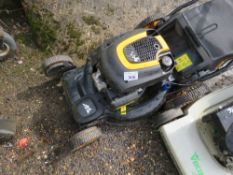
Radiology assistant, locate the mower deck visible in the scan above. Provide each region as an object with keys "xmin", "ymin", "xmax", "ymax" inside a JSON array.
[{"xmin": 160, "ymin": 85, "xmax": 233, "ymax": 175}]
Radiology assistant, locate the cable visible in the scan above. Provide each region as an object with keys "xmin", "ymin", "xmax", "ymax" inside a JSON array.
[{"xmin": 168, "ymin": 81, "xmax": 193, "ymax": 87}]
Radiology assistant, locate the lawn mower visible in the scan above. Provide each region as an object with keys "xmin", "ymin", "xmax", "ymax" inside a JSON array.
[
  {"xmin": 0, "ymin": 28, "xmax": 17, "ymax": 141},
  {"xmin": 42, "ymin": 0, "xmax": 233, "ymax": 149},
  {"xmin": 160, "ymin": 85, "xmax": 233, "ymax": 175}
]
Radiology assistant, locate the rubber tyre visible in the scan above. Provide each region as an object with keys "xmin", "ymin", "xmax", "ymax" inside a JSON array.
[
  {"xmin": 154, "ymin": 108, "xmax": 184, "ymax": 129},
  {"xmin": 70, "ymin": 126, "xmax": 102, "ymax": 151},
  {"xmin": 0, "ymin": 119, "xmax": 16, "ymax": 142},
  {"xmin": 0, "ymin": 43, "xmax": 10, "ymax": 60},
  {"xmin": 2, "ymin": 31, "xmax": 17, "ymax": 51},
  {"xmin": 0, "ymin": 31, "xmax": 17, "ymax": 60},
  {"xmin": 135, "ymin": 14, "xmax": 164, "ymax": 29},
  {"xmin": 43, "ymin": 55, "xmax": 75, "ymax": 78},
  {"xmin": 0, "ymin": 133, "xmax": 13, "ymax": 142}
]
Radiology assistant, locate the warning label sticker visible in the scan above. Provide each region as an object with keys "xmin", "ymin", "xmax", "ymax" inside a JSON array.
[{"xmin": 175, "ymin": 53, "xmax": 193, "ymax": 72}]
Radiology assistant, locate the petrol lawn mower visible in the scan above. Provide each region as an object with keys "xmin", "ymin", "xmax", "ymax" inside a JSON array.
[{"xmin": 42, "ymin": 0, "xmax": 233, "ymax": 149}]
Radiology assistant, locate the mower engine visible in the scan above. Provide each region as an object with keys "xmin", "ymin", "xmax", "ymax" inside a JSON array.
[
  {"xmin": 62, "ymin": 29, "xmax": 174, "ymax": 125},
  {"xmin": 202, "ymin": 104, "xmax": 233, "ymax": 169},
  {"xmin": 99, "ymin": 29, "xmax": 174, "ymax": 94},
  {"xmin": 214, "ymin": 105, "xmax": 233, "ymax": 156}
]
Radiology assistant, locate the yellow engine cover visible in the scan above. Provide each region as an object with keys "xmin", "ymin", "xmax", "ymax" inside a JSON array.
[{"xmin": 116, "ymin": 31, "xmax": 170, "ymax": 70}]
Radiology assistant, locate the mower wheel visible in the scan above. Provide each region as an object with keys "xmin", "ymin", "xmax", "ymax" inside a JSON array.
[
  {"xmin": 0, "ymin": 119, "xmax": 16, "ymax": 142},
  {"xmin": 0, "ymin": 31, "xmax": 17, "ymax": 60},
  {"xmin": 135, "ymin": 14, "xmax": 165, "ymax": 29},
  {"xmin": 154, "ymin": 108, "xmax": 184, "ymax": 129},
  {"xmin": 0, "ymin": 43, "xmax": 10, "ymax": 60},
  {"xmin": 70, "ymin": 126, "xmax": 102, "ymax": 151},
  {"xmin": 43, "ymin": 55, "xmax": 75, "ymax": 78}
]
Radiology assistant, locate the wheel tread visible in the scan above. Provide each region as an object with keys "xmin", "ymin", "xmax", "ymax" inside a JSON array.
[
  {"xmin": 43, "ymin": 55, "xmax": 73, "ymax": 69},
  {"xmin": 43, "ymin": 55, "xmax": 75, "ymax": 77},
  {"xmin": 71, "ymin": 126, "xmax": 102, "ymax": 151}
]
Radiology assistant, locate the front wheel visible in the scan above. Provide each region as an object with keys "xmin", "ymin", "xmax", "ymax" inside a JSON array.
[{"xmin": 70, "ymin": 126, "xmax": 102, "ymax": 151}]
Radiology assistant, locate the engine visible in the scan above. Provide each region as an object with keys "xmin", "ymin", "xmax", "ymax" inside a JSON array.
[
  {"xmin": 97, "ymin": 29, "xmax": 174, "ymax": 94},
  {"xmin": 201, "ymin": 104, "xmax": 233, "ymax": 169}
]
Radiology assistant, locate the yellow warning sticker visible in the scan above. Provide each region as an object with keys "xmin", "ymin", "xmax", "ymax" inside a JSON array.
[
  {"xmin": 120, "ymin": 105, "xmax": 127, "ymax": 116},
  {"xmin": 175, "ymin": 53, "xmax": 193, "ymax": 72}
]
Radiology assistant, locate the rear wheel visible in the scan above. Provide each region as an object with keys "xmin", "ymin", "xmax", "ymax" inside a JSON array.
[
  {"xmin": 70, "ymin": 126, "xmax": 102, "ymax": 151},
  {"xmin": 43, "ymin": 55, "xmax": 75, "ymax": 78}
]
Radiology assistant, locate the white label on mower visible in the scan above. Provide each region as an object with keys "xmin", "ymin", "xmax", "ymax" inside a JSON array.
[{"xmin": 124, "ymin": 72, "xmax": 138, "ymax": 81}]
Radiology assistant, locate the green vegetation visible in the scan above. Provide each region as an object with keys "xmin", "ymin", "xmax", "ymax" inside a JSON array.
[
  {"xmin": 26, "ymin": 7, "xmax": 57, "ymax": 52},
  {"xmin": 23, "ymin": 5, "xmax": 102, "ymax": 58},
  {"xmin": 15, "ymin": 33, "xmax": 34, "ymax": 46},
  {"xmin": 82, "ymin": 15, "xmax": 100, "ymax": 26},
  {"xmin": 67, "ymin": 24, "xmax": 83, "ymax": 46}
]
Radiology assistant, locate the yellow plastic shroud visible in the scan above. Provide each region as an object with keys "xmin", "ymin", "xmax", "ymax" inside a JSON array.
[{"xmin": 116, "ymin": 31, "xmax": 170, "ymax": 70}]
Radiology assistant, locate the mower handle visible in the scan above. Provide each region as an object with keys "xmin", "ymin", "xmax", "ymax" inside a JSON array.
[{"xmin": 167, "ymin": 0, "xmax": 199, "ymax": 17}]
